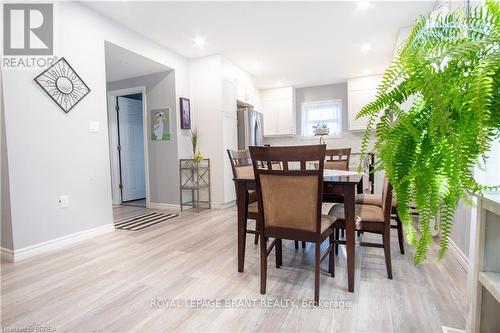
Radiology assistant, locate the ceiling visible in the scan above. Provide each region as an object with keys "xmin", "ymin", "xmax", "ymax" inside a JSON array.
[
  {"xmin": 91, "ymin": 1, "xmax": 435, "ymax": 88},
  {"xmin": 104, "ymin": 41, "xmax": 171, "ymax": 82}
]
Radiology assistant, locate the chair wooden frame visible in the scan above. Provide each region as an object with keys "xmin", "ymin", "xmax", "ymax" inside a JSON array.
[
  {"xmin": 324, "ymin": 148, "xmax": 351, "ymax": 170},
  {"xmin": 332, "ymin": 179, "xmax": 394, "ymax": 279},
  {"xmin": 250, "ymin": 144, "xmax": 335, "ymax": 304},
  {"xmin": 227, "ymin": 149, "xmax": 260, "ymax": 245},
  {"xmin": 353, "ymin": 192, "xmax": 420, "ymax": 255}
]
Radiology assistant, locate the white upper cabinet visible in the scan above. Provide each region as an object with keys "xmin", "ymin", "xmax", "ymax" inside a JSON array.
[
  {"xmin": 347, "ymin": 75, "xmax": 383, "ymax": 131},
  {"xmin": 235, "ymin": 82, "xmax": 247, "ymax": 103},
  {"xmin": 260, "ymin": 87, "xmax": 296, "ymax": 136},
  {"xmin": 221, "ymin": 58, "xmax": 257, "ymax": 106},
  {"xmin": 222, "ymin": 79, "xmax": 237, "ymax": 115}
]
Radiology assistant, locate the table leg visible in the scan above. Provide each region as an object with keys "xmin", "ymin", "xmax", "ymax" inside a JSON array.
[
  {"xmin": 344, "ymin": 185, "xmax": 356, "ymax": 292},
  {"xmin": 236, "ymin": 182, "xmax": 247, "ymax": 272}
]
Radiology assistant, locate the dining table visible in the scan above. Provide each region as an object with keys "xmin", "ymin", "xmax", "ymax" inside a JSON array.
[{"xmin": 233, "ymin": 168, "xmax": 364, "ymax": 293}]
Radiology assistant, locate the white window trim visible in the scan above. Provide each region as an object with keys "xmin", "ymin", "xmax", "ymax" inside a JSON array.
[{"xmin": 301, "ymin": 99, "xmax": 343, "ymax": 139}]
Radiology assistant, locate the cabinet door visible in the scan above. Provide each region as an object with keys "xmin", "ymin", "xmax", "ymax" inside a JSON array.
[
  {"xmin": 222, "ymin": 79, "xmax": 236, "ymax": 114},
  {"xmin": 260, "ymin": 87, "xmax": 295, "ymax": 136},
  {"xmin": 262, "ymin": 98, "xmax": 277, "ymax": 136},
  {"xmin": 276, "ymin": 98, "xmax": 295, "ymax": 135},
  {"xmin": 348, "ymin": 75, "xmax": 382, "ymax": 131},
  {"xmin": 236, "ymin": 82, "xmax": 246, "ymax": 102},
  {"xmin": 348, "ymin": 87, "xmax": 377, "ymax": 131}
]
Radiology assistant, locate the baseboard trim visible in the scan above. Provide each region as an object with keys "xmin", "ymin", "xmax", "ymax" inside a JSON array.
[
  {"xmin": 1, "ymin": 247, "xmax": 14, "ymax": 262},
  {"xmin": 211, "ymin": 201, "xmax": 235, "ymax": 210},
  {"xmin": 148, "ymin": 202, "xmax": 181, "ymax": 212},
  {"xmin": 148, "ymin": 201, "xmax": 234, "ymax": 211},
  {"xmin": 1, "ymin": 224, "xmax": 115, "ymax": 263},
  {"xmin": 449, "ymin": 239, "xmax": 469, "ymax": 272},
  {"xmin": 441, "ymin": 326, "xmax": 465, "ymax": 333}
]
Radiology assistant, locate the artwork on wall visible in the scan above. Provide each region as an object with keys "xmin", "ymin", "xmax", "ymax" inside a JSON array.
[
  {"xmin": 151, "ymin": 108, "xmax": 171, "ymax": 141},
  {"xmin": 180, "ymin": 97, "xmax": 191, "ymax": 129},
  {"xmin": 34, "ymin": 57, "xmax": 90, "ymax": 113}
]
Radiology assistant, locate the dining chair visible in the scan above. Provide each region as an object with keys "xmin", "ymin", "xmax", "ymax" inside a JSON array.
[
  {"xmin": 324, "ymin": 148, "xmax": 351, "ymax": 170},
  {"xmin": 227, "ymin": 149, "xmax": 303, "ymax": 249},
  {"xmin": 355, "ymin": 192, "xmax": 404, "ymax": 254},
  {"xmin": 227, "ymin": 149, "xmax": 260, "ymax": 245},
  {"xmin": 319, "ymin": 148, "xmax": 353, "ymax": 207},
  {"xmin": 249, "ymin": 144, "xmax": 336, "ymax": 304},
  {"xmin": 330, "ymin": 177, "xmax": 394, "ymax": 279},
  {"xmin": 355, "ymin": 189, "xmax": 420, "ymax": 255}
]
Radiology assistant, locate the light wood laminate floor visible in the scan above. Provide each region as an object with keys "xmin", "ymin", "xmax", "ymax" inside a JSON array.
[{"xmin": 1, "ymin": 206, "xmax": 467, "ymax": 333}]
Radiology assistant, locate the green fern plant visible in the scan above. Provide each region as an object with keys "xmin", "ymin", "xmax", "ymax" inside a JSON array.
[{"xmin": 358, "ymin": 0, "xmax": 500, "ymax": 264}]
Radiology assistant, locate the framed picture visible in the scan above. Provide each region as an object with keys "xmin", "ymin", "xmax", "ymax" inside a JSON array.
[
  {"xmin": 180, "ymin": 97, "xmax": 191, "ymax": 129},
  {"xmin": 151, "ymin": 108, "xmax": 171, "ymax": 141}
]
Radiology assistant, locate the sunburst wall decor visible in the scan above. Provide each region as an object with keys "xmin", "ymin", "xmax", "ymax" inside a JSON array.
[{"xmin": 34, "ymin": 57, "xmax": 90, "ymax": 113}]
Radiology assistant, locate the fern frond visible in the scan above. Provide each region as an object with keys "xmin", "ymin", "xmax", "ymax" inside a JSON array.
[{"xmin": 356, "ymin": 0, "xmax": 500, "ymax": 264}]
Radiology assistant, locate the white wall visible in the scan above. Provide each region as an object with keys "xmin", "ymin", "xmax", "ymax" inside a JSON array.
[
  {"xmin": 1, "ymin": 71, "xmax": 14, "ymax": 250},
  {"xmin": 1, "ymin": 2, "xmax": 190, "ymax": 250},
  {"xmin": 189, "ymin": 56, "xmax": 224, "ymax": 206}
]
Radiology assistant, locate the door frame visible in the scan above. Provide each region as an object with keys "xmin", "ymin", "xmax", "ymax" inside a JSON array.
[{"xmin": 107, "ymin": 86, "xmax": 150, "ymax": 207}]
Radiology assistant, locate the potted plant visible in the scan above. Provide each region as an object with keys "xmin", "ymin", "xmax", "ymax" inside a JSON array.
[
  {"xmin": 358, "ymin": 0, "xmax": 500, "ymax": 264},
  {"xmin": 313, "ymin": 123, "xmax": 330, "ymax": 136}
]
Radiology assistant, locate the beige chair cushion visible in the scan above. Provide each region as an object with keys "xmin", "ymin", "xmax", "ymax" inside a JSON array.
[
  {"xmin": 321, "ymin": 215, "xmax": 336, "ymax": 233},
  {"xmin": 330, "ymin": 203, "xmax": 384, "ymax": 223},
  {"xmin": 260, "ymin": 174, "xmax": 318, "ymax": 232},
  {"xmin": 249, "ymin": 204, "xmax": 335, "ymax": 233},
  {"xmin": 356, "ymin": 193, "xmax": 398, "ymax": 208},
  {"xmin": 248, "ymin": 201, "xmax": 258, "ymax": 214},
  {"xmin": 355, "ymin": 193, "xmax": 382, "ymax": 206},
  {"xmin": 235, "ymin": 165, "xmax": 254, "ymax": 179}
]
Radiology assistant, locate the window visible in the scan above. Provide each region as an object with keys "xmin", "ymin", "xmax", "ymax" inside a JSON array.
[{"xmin": 301, "ymin": 100, "xmax": 342, "ymax": 138}]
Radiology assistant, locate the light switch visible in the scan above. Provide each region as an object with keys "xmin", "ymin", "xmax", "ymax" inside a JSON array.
[{"xmin": 89, "ymin": 121, "xmax": 100, "ymax": 133}]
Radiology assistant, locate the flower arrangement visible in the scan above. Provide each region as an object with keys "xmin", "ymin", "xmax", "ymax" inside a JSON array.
[
  {"xmin": 191, "ymin": 129, "xmax": 203, "ymax": 165},
  {"xmin": 312, "ymin": 123, "xmax": 330, "ymax": 135}
]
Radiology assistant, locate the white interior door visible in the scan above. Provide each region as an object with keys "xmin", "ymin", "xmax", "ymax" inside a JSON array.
[{"xmin": 117, "ymin": 96, "xmax": 146, "ymax": 202}]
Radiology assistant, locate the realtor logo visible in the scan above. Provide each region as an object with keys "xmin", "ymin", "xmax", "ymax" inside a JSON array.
[{"xmin": 3, "ymin": 3, "xmax": 53, "ymax": 55}]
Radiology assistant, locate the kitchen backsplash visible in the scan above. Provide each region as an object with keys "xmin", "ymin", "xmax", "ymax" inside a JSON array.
[{"xmin": 263, "ymin": 130, "xmax": 369, "ymax": 154}]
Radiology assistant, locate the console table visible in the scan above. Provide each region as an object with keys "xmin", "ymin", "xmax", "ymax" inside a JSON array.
[{"xmin": 179, "ymin": 159, "xmax": 211, "ymax": 212}]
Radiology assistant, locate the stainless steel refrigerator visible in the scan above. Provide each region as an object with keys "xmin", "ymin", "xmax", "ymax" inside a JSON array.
[{"xmin": 237, "ymin": 108, "xmax": 264, "ymax": 149}]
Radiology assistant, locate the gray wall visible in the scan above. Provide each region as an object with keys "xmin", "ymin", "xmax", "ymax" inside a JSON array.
[
  {"xmin": 1, "ymin": 2, "xmax": 190, "ymax": 251},
  {"xmin": 107, "ymin": 71, "xmax": 180, "ymax": 205},
  {"xmin": 264, "ymin": 82, "xmax": 366, "ymax": 152},
  {"xmin": 1, "ymin": 81, "xmax": 14, "ymax": 250}
]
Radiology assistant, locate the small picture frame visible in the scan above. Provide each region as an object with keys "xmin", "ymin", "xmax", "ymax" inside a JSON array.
[
  {"xmin": 151, "ymin": 108, "xmax": 171, "ymax": 141},
  {"xmin": 180, "ymin": 97, "xmax": 191, "ymax": 129}
]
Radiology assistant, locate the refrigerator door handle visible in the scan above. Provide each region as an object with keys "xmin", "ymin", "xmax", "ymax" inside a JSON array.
[{"xmin": 255, "ymin": 115, "xmax": 263, "ymax": 146}]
